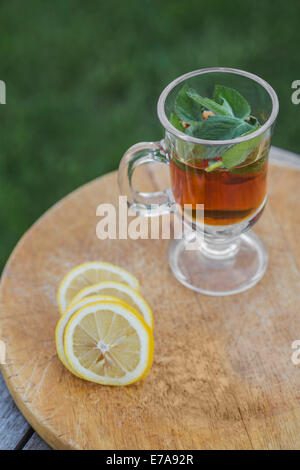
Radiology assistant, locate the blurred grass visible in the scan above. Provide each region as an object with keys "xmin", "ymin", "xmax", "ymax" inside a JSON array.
[{"xmin": 0, "ymin": 0, "xmax": 299, "ymax": 268}]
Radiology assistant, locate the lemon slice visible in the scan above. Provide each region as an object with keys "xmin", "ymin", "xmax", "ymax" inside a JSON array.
[
  {"xmin": 57, "ymin": 262, "xmax": 140, "ymax": 314},
  {"xmin": 64, "ymin": 301, "xmax": 154, "ymax": 386},
  {"xmin": 55, "ymin": 295, "xmax": 121, "ymax": 376},
  {"xmin": 68, "ymin": 281, "xmax": 153, "ymax": 329}
]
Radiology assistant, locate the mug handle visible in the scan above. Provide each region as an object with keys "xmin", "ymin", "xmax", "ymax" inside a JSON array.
[{"xmin": 118, "ymin": 139, "xmax": 176, "ymax": 217}]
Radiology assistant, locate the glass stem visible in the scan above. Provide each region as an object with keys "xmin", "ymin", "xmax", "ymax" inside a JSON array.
[{"xmin": 199, "ymin": 236, "xmax": 241, "ymax": 260}]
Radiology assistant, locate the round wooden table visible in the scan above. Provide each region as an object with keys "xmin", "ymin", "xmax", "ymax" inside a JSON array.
[{"xmin": 0, "ymin": 153, "xmax": 300, "ymax": 449}]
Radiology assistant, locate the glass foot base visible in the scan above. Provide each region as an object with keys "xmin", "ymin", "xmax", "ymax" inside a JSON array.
[{"xmin": 168, "ymin": 230, "xmax": 268, "ymax": 296}]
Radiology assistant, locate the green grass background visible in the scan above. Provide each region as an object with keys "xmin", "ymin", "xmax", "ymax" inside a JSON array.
[{"xmin": 0, "ymin": 0, "xmax": 299, "ymax": 268}]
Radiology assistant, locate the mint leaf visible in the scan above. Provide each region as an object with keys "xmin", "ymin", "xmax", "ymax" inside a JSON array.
[
  {"xmin": 222, "ymin": 133, "xmax": 262, "ymax": 168},
  {"xmin": 191, "ymin": 144, "xmax": 207, "ymax": 159},
  {"xmin": 175, "ymin": 85, "xmax": 203, "ymax": 123},
  {"xmin": 169, "ymin": 112, "xmax": 185, "ymax": 132},
  {"xmin": 214, "ymin": 85, "xmax": 250, "ymax": 119},
  {"xmin": 228, "ymin": 154, "xmax": 267, "ymax": 175},
  {"xmin": 186, "ymin": 90, "xmax": 232, "ymax": 117},
  {"xmin": 230, "ymin": 120, "xmax": 257, "ymax": 138},
  {"xmin": 205, "ymin": 144, "xmax": 233, "ymax": 160},
  {"xmin": 186, "ymin": 116, "xmax": 254, "ymax": 140},
  {"xmin": 220, "ymin": 97, "xmax": 234, "ymax": 116},
  {"xmin": 171, "ymin": 83, "xmax": 260, "ymax": 167}
]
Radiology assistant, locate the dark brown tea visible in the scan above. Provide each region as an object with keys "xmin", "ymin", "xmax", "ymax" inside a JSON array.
[{"xmin": 170, "ymin": 145, "xmax": 268, "ymax": 226}]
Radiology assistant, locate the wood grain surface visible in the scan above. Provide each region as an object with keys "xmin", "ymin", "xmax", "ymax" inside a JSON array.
[{"xmin": 0, "ymin": 161, "xmax": 299, "ymax": 450}]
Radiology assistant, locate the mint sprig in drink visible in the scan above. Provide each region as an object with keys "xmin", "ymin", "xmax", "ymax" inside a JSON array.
[
  {"xmin": 119, "ymin": 68, "xmax": 279, "ymax": 294},
  {"xmin": 169, "ymin": 84, "xmax": 270, "ymax": 225}
]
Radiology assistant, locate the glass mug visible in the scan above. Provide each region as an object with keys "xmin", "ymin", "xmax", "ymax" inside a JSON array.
[{"xmin": 118, "ymin": 68, "xmax": 279, "ymax": 295}]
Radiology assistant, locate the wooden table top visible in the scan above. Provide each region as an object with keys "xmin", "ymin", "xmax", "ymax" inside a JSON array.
[{"xmin": 0, "ymin": 146, "xmax": 299, "ymax": 450}]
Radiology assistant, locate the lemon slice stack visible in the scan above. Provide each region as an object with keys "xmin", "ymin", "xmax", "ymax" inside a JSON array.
[{"xmin": 55, "ymin": 262, "xmax": 154, "ymax": 386}]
